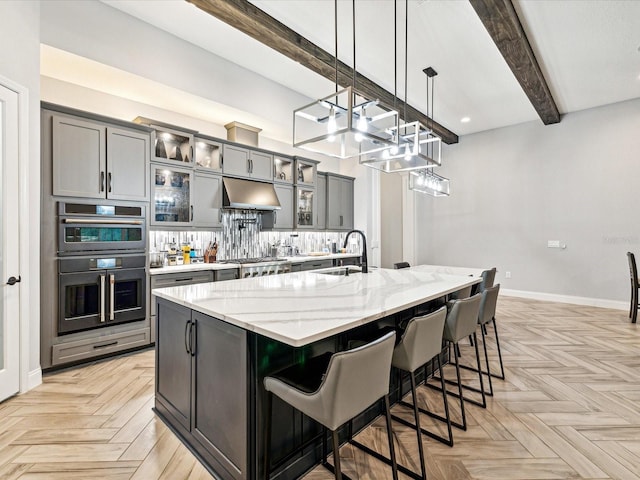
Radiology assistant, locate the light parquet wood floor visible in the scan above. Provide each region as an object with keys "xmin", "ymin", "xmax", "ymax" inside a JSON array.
[{"xmin": 1, "ymin": 296, "xmax": 640, "ymax": 479}]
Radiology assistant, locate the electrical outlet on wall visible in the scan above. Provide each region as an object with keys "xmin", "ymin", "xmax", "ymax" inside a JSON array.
[{"xmin": 505, "ymin": 271, "xmax": 511, "ymax": 279}]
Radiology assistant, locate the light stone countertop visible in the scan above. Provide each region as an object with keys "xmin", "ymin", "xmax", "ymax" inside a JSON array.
[
  {"xmin": 148, "ymin": 253, "xmax": 360, "ymax": 275},
  {"xmin": 409, "ymin": 264, "xmax": 487, "ymax": 277},
  {"xmin": 153, "ymin": 268, "xmax": 480, "ymax": 347}
]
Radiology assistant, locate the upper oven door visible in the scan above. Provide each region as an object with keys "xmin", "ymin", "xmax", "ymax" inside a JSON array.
[
  {"xmin": 58, "ymin": 218, "xmax": 146, "ymax": 254},
  {"xmin": 58, "ymin": 202, "xmax": 146, "ymax": 255}
]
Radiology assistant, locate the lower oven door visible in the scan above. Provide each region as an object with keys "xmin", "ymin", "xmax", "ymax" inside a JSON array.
[
  {"xmin": 106, "ymin": 268, "xmax": 146, "ymax": 325},
  {"xmin": 59, "ymin": 270, "xmax": 106, "ymax": 334},
  {"xmin": 59, "ymin": 267, "xmax": 146, "ymax": 335}
]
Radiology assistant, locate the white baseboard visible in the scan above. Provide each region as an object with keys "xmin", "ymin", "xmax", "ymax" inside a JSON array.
[
  {"xmin": 501, "ymin": 288, "xmax": 628, "ymax": 311},
  {"xmin": 24, "ymin": 367, "xmax": 42, "ymax": 392}
]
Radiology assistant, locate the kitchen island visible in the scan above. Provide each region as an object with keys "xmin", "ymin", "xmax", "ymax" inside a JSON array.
[{"xmin": 153, "ymin": 267, "xmax": 480, "ymax": 480}]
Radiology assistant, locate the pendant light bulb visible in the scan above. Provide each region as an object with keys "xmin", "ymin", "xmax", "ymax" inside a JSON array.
[
  {"xmin": 382, "ymin": 149, "xmax": 390, "ymax": 159},
  {"xmin": 357, "ymin": 111, "xmax": 368, "ymax": 132},
  {"xmin": 403, "ymin": 143, "xmax": 412, "ymax": 161},
  {"xmin": 327, "ymin": 107, "xmax": 337, "ymax": 142},
  {"xmin": 390, "ymin": 144, "xmax": 399, "ymax": 155},
  {"xmin": 416, "ymin": 174, "xmax": 424, "ymax": 186}
]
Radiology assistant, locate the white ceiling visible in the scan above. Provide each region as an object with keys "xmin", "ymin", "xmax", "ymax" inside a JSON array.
[{"xmin": 58, "ymin": 0, "xmax": 640, "ymax": 141}]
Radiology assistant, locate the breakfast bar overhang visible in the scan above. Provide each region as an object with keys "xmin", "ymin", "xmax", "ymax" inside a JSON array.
[{"xmin": 152, "ymin": 267, "xmax": 481, "ymax": 480}]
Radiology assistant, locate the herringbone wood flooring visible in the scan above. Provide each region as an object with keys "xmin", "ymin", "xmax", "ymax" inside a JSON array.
[{"xmin": 1, "ymin": 297, "xmax": 640, "ymax": 479}]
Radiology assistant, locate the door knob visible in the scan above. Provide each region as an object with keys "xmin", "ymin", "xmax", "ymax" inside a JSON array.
[{"xmin": 6, "ymin": 276, "xmax": 21, "ymax": 286}]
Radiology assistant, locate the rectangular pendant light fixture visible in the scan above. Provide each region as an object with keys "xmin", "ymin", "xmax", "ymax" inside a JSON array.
[
  {"xmin": 408, "ymin": 169, "xmax": 450, "ymax": 196},
  {"xmin": 293, "ymin": 86, "xmax": 399, "ymax": 159},
  {"xmin": 359, "ymin": 121, "xmax": 442, "ymax": 173}
]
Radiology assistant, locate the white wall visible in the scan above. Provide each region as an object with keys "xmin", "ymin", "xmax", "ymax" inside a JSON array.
[
  {"xmin": 380, "ymin": 172, "xmax": 403, "ymax": 268},
  {"xmin": 0, "ymin": 0, "xmax": 41, "ymax": 383},
  {"xmin": 414, "ymin": 98, "xmax": 640, "ymax": 304}
]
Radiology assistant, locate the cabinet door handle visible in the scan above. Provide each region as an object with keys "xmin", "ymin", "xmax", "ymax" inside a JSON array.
[
  {"xmin": 250, "ymin": 158, "xmax": 254, "ymax": 173},
  {"xmin": 274, "ymin": 211, "xmax": 277, "ymax": 225},
  {"xmin": 108, "ymin": 172, "xmax": 112, "ymax": 193},
  {"xmin": 247, "ymin": 158, "xmax": 251, "ymax": 173},
  {"xmin": 220, "ymin": 154, "xmax": 224, "ymax": 168},
  {"xmin": 190, "ymin": 320, "xmax": 196, "ymax": 357},
  {"xmin": 109, "ymin": 274, "xmax": 115, "ymax": 321},
  {"xmin": 184, "ymin": 320, "xmax": 191, "ymax": 354},
  {"xmin": 190, "ymin": 205, "xmax": 194, "ymax": 222},
  {"xmin": 99, "ymin": 275, "xmax": 106, "ymax": 323},
  {"xmin": 340, "ymin": 215, "xmax": 343, "ymax": 226},
  {"xmin": 190, "ymin": 146, "xmax": 193, "ymax": 163},
  {"xmin": 100, "ymin": 172, "xmax": 105, "ymax": 192}
]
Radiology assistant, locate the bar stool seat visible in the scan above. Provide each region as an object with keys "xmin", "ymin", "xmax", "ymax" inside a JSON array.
[{"xmin": 263, "ymin": 332, "xmax": 398, "ymax": 480}]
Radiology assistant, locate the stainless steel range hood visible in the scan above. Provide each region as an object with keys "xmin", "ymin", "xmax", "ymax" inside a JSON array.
[{"xmin": 222, "ymin": 177, "xmax": 281, "ymax": 210}]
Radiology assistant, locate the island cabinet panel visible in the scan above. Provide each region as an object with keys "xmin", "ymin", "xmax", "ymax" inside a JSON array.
[
  {"xmin": 155, "ymin": 298, "xmax": 248, "ymax": 480},
  {"xmin": 156, "ymin": 300, "xmax": 192, "ymax": 430},
  {"xmin": 192, "ymin": 312, "xmax": 247, "ymax": 479}
]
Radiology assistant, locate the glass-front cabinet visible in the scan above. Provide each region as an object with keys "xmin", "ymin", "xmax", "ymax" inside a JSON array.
[
  {"xmin": 151, "ymin": 164, "xmax": 192, "ymax": 226},
  {"xmin": 273, "ymin": 155, "xmax": 293, "ymax": 184},
  {"xmin": 194, "ymin": 136, "xmax": 222, "ymax": 172},
  {"xmin": 133, "ymin": 117, "xmax": 195, "ymax": 166},
  {"xmin": 294, "ymin": 157, "xmax": 318, "ymax": 187},
  {"xmin": 295, "ymin": 187, "xmax": 315, "ymax": 229}
]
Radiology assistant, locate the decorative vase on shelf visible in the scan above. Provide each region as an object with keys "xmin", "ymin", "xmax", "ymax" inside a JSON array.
[
  {"xmin": 175, "ymin": 146, "xmax": 183, "ymax": 162},
  {"xmin": 155, "ymin": 139, "xmax": 167, "ymax": 158},
  {"xmin": 297, "ymin": 167, "xmax": 304, "ymax": 183}
]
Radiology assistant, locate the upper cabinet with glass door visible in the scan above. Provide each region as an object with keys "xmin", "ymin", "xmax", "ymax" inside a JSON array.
[
  {"xmin": 273, "ymin": 155, "xmax": 294, "ymax": 184},
  {"xmin": 194, "ymin": 135, "xmax": 222, "ymax": 173},
  {"xmin": 294, "ymin": 157, "xmax": 319, "ymax": 187},
  {"xmin": 133, "ymin": 117, "xmax": 196, "ymax": 166}
]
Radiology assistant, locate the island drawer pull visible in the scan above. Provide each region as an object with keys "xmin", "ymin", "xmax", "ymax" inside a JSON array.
[{"xmin": 93, "ymin": 341, "xmax": 118, "ymax": 349}]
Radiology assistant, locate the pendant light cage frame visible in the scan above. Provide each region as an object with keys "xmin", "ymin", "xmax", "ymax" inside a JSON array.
[{"xmin": 293, "ymin": 86, "xmax": 399, "ymax": 159}]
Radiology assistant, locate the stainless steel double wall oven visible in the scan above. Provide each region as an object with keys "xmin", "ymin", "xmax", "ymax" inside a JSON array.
[{"xmin": 57, "ymin": 202, "xmax": 147, "ymax": 335}]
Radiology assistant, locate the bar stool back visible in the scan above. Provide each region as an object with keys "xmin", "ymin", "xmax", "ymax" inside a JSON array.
[{"xmin": 263, "ymin": 332, "xmax": 398, "ymax": 480}]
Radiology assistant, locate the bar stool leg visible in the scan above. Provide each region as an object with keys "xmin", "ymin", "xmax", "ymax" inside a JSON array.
[
  {"xmin": 331, "ymin": 430, "xmax": 343, "ymax": 480},
  {"xmin": 409, "ymin": 372, "xmax": 427, "ymax": 480},
  {"xmin": 263, "ymin": 392, "xmax": 272, "ymax": 479},
  {"xmin": 480, "ymin": 323, "xmax": 494, "ymax": 396},
  {"xmin": 437, "ymin": 355, "xmax": 454, "ymax": 445},
  {"xmin": 492, "ymin": 317, "xmax": 506, "ymax": 379},
  {"xmin": 452, "ymin": 343, "xmax": 467, "ymax": 430},
  {"xmin": 383, "ymin": 395, "xmax": 400, "ymax": 480}
]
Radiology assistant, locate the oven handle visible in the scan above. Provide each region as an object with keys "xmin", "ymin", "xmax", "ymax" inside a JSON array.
[
  {"xmin": 109, "ymin": 274, "xmax": 115, "ymax": 321},
  {"xmin": 100, "ymin": 274, "xmax": 106, "ymax": 323},
  {"xmin": 62, "ymin": 218, "xmax": 144, "ymax": 225}
]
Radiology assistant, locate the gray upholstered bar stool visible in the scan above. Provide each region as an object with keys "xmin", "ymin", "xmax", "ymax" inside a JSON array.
[
  {"xmin": 394, "ymin": 261, "xmax": 411, "ymax": 269},
  {"xmin": 472, "ymin": 267, "xmax": 497, "ymax": 295},
  {"xmin": 460, "ymin": 285, "xmax": 505, "ymax": 392},
  {"xmin": 390, "ymin": 306, "xmax": 454, "ymax": 467},
  {"xmin": 263, "ymin": 332, "xmax": 398, "ymax": 480},
  {"xmin": 427, "ymin": 294, "xmax": 485, "ymax": 431}
]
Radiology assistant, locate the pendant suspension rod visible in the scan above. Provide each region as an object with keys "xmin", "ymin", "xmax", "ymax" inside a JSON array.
[
  {"xmin": 334, "ymin": 0, "xmax": 338, "ymax": 94},
  {"xmin": 404, "ymin": 0, "xmax": 408, "ymax": 128},
  {"xmin": 352, "ymin": 0, "xmax": 356, "ymax": 96}
]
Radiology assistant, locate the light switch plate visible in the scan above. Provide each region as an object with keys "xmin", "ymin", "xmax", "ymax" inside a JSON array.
[{"xmin": 548, "ymin": 240, "xmax": 561, "ymax": 248}]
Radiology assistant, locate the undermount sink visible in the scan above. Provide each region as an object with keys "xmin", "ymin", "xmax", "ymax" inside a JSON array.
[{"xmin": 314, "ymin": 266, "xmax": 362, "ymax": 276}]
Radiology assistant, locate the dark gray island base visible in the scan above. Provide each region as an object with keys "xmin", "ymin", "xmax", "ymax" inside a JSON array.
[{"xmin": 154, "ymin": 298, "xmax": 445, "ymax": 480}]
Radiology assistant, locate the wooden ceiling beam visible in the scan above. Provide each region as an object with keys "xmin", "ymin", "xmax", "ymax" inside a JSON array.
[
  {"xmin": 187, "ymin": 0, "xmax": 459, "ymax": 144},
  {"xmin": 470, "ymin": 0, "xmax": 560, "ymax": 125}
]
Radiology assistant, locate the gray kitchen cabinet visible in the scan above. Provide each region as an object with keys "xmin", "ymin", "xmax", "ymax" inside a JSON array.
[
  {"xmin": 215, "ymin": 268, "xmax": 240, "ymax": 281},
  {"xmin": 316, "ymin": 172, "xmax": 327, "ymax": 229},
  {"xmin": 261, "ymin": 184, "xmax": 294, "ymax": 230},
  {"xmin": 194, "ymin": 136, "xmax": 222, "ymax": 173},
  {"xmin": 295, "ymin": 186, "xmax": 315, "ymax": 230},
  {"xmin": 151, "ymin": 164, "xmax": 192, "ymax": 226},
  {"xmin": 155, "ymin": 299, "xmax": 247, "ymax": 480},
  {"xmin": 192, "ymin": 311, "xmax": 247, "ymax": 479},
  {"xmin": 192, "ymin": 172, "xmax": 222, "ymax": 228},
  {"xmin": 133, "ymin": 117, "xmax": 196, "ymax": 166},
  {"xmin": 301, "ymin": 259, "xmax": 334, "ymax": 271},
  {"xmin": 290, "ymin": 263, "xmax": 303, "ymax": 272},
  {"xmin": 326, "ymin": 173, "xmax": 355, "ymax": 231},
  {"xmin": 223, "ymin": 144, "xmax": 273, "ymax": 182},
  {"xmin": 294, "ymin": 157, "xmax": 318, "ymax": 187},
  {"xmin": 52, "ymin": 115, "xmax": 149, "ymax": 201},
  {"xmin": 156, "ymin": 299, "xmax": 192, "ymax": 430}
]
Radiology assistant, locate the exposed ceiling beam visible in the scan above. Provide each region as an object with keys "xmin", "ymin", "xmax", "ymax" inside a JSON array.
[
  {"xmin": 470, "ymin": 0, "xmax": 560, "ymax": 125},
  {"xmin": 187, "ymin": 0, "xmax": 459, "ymax": 144}
]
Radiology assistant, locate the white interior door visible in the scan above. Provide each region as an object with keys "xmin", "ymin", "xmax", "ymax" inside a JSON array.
[{"xmin": 0, "ymin": 83, "xmax": 21, "ymax": 402}]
